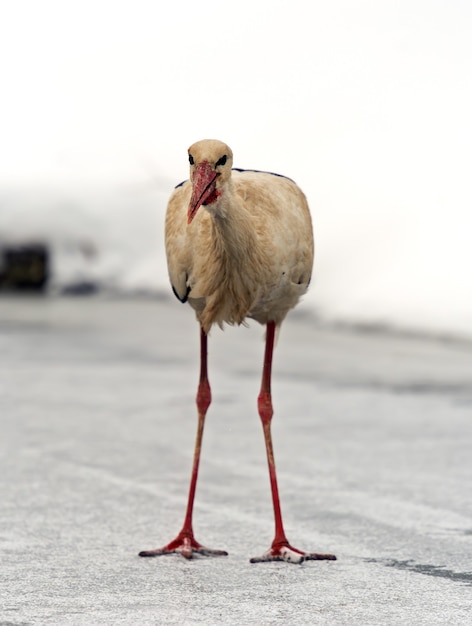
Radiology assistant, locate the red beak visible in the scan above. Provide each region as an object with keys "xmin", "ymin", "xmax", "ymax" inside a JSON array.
[{"xmin": 188, "ymin": 161, "xmax": 220, "ymax": 224}]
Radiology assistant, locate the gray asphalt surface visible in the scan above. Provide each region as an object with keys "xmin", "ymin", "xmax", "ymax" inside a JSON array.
[{"xmin": 1, "ymin": 296, "xmax": 471, "ymax": 625}]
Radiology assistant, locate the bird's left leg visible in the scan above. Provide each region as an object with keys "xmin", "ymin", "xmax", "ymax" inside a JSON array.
[
  {"xmin": 250, "ymin": 321, "xmax": 336, "ymax": 564},
  {"xmin": 139, "ymin": 326, "xmax": 228, "ymax": 560}
]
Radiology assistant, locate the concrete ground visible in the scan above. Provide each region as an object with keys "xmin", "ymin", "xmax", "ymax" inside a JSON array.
[{"xmin": 1, "ymin": 295, "xmax": 471, "ymax": 625}]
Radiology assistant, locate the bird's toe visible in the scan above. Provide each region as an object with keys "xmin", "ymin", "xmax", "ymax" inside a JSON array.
[{"xmin": 250, "ymin": 543, "xmax": 336, "ymax": 564}]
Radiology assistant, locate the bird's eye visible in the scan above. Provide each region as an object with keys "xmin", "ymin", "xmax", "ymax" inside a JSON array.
[
  {"xmin": 216, "ymin": 155, "xmax": 227, "ymax": 167},
  {"xmin": 189, "ymin": 154, "xmax": 195, "ymax": 165}
]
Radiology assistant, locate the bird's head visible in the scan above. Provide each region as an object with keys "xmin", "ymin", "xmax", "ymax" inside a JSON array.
[{"xmin": 187, "ymin": 139, "xmax": 233, "ymax": 224}]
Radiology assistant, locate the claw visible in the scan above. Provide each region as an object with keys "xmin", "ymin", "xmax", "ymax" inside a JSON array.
[
  {"xmin": 250, "ymin": 542, "xmax": 336, "ymax": 564},
  {"xmin": 139, "ymin": 533, "xmax": 228, "ymax": 559}
]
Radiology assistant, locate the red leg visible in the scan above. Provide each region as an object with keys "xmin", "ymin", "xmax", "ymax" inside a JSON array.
[
  {"xmin": 250, "ymin": 321, "xmax": 336, "ymax": 564},
  {"xmin": 139, "ymin": 326, "xmax": 227, "ymax": 559}
]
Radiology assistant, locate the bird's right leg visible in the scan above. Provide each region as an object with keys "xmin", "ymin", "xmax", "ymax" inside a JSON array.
[
  {"xmin": 250, "ymin": 321, "xmax": 336, "ymax": 564},
  {"xmin": 139, "ymin": 326, "xmax": 228, "ymax": 560}
]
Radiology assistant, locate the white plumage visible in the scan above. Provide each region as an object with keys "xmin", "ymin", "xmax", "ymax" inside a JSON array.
[{"xmin": 165, "ymin": 139, "xmax": 313, "ymax": 332}]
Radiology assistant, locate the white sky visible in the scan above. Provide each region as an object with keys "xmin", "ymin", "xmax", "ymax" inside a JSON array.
[
  {"xmin": 1, "ymin": 0, "xmax": 471, "ymax": 183},
  {"xmin": 1, "ymin": 0, "xmax": 471, "ymax": 333}
]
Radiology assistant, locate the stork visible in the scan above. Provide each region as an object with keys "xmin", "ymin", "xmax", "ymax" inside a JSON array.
[{"xmin": 139, "ymin": 139, "xmax": 336, "ymax": 564}]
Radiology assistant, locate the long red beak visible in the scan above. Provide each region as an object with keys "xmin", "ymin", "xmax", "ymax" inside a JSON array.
[{"xmin": 188, "ymin": 161, "xmax": 219, "ymax": 224}]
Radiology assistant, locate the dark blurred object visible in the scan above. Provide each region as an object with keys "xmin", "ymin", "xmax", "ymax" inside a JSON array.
[
  {"xmin": 61, "ymin": 281, "xmax": 98, "ymax": 295},
  {"xmin": 0, "ymin": 243, "xmax": 49, "ymax": 291}
]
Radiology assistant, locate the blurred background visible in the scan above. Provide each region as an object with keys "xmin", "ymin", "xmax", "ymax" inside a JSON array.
[{"xmin": 1, "ymin": 0, "xmax": 471, "ymax": 339}]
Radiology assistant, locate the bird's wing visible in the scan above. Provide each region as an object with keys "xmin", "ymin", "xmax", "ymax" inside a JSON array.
[
  {"xmin": 165, "ymin": 182, "xmax": 193, "ymax": 302},
  {"xmin": 232, "ymin": 171, "xmax": 314, "ymax": 284}
]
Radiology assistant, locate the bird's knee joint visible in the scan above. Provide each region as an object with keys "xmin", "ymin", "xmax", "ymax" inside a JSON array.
[
  {"xmin": 196, "ymin": 382, "xmax": 212, "ymax": 415},
  {"xmin": 258, "ymin": 392, "xmax": 273, "ymax": 424}
]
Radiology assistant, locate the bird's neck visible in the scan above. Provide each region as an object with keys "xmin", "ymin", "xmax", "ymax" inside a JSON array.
[
  {"xmin": 197, "ymin": 186, "xmax": 264, "ymax": 330},
  {"xmin": 210, "ymin": 188, "xmax": 257, "ymax": 262}
]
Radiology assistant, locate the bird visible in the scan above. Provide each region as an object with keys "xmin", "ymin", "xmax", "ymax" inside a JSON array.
[{"xmin": 139, "ymin": 139, "xmax": 336, "ymax": 564}]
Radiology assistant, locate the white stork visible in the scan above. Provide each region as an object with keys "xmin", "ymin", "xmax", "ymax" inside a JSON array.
[{"xmin": 139, "ymin": 139, "xmax": 336, "ymax": 564}]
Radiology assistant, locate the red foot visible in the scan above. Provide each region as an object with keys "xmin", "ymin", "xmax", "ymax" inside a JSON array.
[
  {"xmin": 139, "ymin": 531, "xmax": 228, "ymax": 560},
  {"xmin": 250, "ymin": 539, "xmax": 336, "ymax": 564}
]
